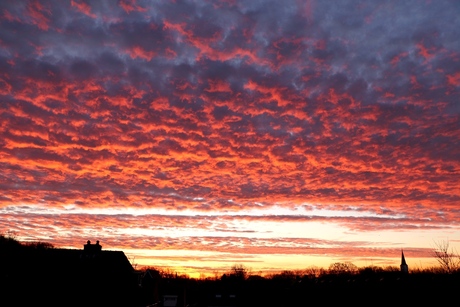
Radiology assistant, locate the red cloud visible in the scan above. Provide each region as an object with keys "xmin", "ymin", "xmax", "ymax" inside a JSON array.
[
  {"xmin": 71, "ymin": 0, "xmax": 97, "ymax": 18},
  {"xmin": 26, "ymin": 1, "xmax": 51, "ymax": 31},
  {"xmin": 119, "ymin": 0, "xmax": 147, "ymax": 14},
  {"xmin": 125, "ymin": 46, "xmax": 156, "ymax": 61},
  {"xmin": 447, "ymin": 72, "xmax": 460, "ymax": 87}
]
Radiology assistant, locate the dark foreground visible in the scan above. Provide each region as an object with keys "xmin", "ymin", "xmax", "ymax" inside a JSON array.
[
  {"xmin": 2, "ymin": 270, "xmax": 460, "ymax": 306},
  {"xmin": 1, "ymin": 237, "xmax": 459, "ymax": 306}
]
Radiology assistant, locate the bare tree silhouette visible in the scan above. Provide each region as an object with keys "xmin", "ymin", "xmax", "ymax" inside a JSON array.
[
  {"xmin": 433, "ymin": 240, "xmax": 460, "ymax": 273},
  {"xmin": 328, "ymin": 262, "xmax": 358, "ymax": 275},
  {"xmin": 230, "ymin": 264, "xmax": 249, "ymax": 280},
  {"xmin": 303, "ymin": 265, "xmax": 325, "ymax": 278}
]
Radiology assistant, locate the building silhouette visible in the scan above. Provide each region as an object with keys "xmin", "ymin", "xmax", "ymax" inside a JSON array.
[
  {"xmin": 400, "ymin": 250, "xmax": 409, "ymax": 274},
  {"xmin": 0, "ymin": 239, "xmax": 141, "ymax": 306}
]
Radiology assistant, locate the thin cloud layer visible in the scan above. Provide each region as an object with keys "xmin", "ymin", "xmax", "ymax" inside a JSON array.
[{"xmin": 1, "ymin": 0, "xmax": 459, "ymax": 274}]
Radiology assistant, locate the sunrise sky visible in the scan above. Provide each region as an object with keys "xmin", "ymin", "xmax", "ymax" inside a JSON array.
[{"xmin": 1, "ymin": 0, "xmax": 459, "ymax": 277}]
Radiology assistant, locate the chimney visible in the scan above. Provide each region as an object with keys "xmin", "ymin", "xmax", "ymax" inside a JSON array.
[{"xmin": 84, "ymin": 240, "xmax": 102, "ymax": 253}]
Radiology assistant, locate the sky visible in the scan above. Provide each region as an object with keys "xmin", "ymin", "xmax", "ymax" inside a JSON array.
[{"xmin": 1, "ymin": 0, "xmax": 459, "ymax": 277}]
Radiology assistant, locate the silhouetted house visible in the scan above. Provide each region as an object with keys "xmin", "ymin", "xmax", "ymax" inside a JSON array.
[
  {"xmin": 400, "ymin": 250, "xmax": 409, "ymax": 274},
  {"xmin": 79, "ymin": 240, "xmax": 135, "ymax": 274},
  {"xmin": 1, "ymin": 240, "xmax": 140, "ymax": 306}
]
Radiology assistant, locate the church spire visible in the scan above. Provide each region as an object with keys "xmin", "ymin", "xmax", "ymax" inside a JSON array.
[{"xmin": 400, "ymin": 250, "xmax": 408, "ymax": 274}]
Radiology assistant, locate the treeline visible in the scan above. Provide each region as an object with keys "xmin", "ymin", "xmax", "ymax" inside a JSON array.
[
  {"xmin": 149, "ymin": 259, "xmax": 459, "ymax": 283},
  {"xmin": 142, "ymin": 262, "xmax": 460, "ymax": 306},
  {"xmin": 140, "ymin": 249, "xmax": 460, "ymax": 306},
  {"xmin": 0, "ymin": 232, "xmax": 55, "ymax": 249},
  {"xmin": 146, "ymin": 261, "xmax": 460, "ymax": 285}
]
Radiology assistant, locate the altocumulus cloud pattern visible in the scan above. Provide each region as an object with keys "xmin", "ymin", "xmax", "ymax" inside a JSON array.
[{"xmin": 0, "ymin": 0, "xmax": 459, "ymax": 274}]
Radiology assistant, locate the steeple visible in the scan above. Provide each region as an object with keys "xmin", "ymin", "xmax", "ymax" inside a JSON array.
[{"xmin": 400, "ymin": 250, "xmax": 408, "ymax": 274}]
